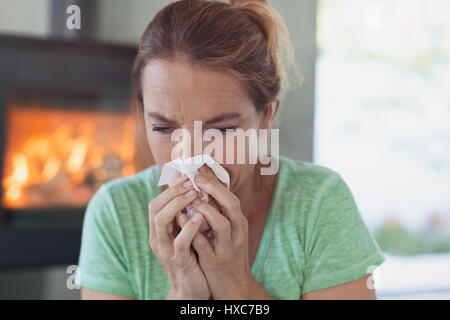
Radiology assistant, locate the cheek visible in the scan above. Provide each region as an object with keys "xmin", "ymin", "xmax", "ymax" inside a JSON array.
[
  {"xmin": 146, "ymin": 134, "xmax": 175, "ymax": 165},
  {"xmin": 221, "ymin": 164, "xmax": 248, "ymax": 191}
]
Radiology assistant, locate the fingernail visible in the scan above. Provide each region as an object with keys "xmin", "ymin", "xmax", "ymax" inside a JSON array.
[
  {"xmin": 195, "ymin": 175, "xmax": 208, "ymax": 183},
  {"xmin": 184, "ymin": 190, "xmax": 195, "ymax": 198},
  {"xmin": 191, "ymin": 213, "xmax": 202, "ymax": 223},
  {"xmin": 186, "ymin": 205, "xmax": 196, "ymax": 215},
  {"xmin": 183, "ymin": 180, "xmax": 192, "ymax": 188},
  {"xmin": 180, "ymin": 214, "xmax": 188, "ymax": 224}
]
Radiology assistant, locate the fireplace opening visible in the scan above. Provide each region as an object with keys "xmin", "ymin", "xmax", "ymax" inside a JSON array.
[
  {"xmin": 2, "ymin": 87, "xmax": 144, "ymax": 210},
  {"xmin": 0, "ymin": 35, "xmax": 147, "ymax": 268}
]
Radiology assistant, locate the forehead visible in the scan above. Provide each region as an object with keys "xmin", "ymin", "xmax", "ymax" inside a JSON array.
[{"xmin": 141, "ymin": 59, "xmax": 253, "ymax": 115}]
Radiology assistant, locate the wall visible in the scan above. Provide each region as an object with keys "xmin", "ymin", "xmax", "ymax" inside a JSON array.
[{"xmin": 0, "ymin": 0, "xmax": 50, "ymax": 37}]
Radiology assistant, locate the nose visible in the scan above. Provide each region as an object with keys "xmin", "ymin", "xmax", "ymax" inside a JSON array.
[
  {"xmin": 177, "ymin": 126, "xmax": 205, "ymax": 159},
  {"xmin": 180, "ymin": 128, "xmax": 194, "ymax": 159}
]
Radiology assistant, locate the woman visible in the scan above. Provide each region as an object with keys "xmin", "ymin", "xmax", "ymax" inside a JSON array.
[{"xmin": 76, "ymin": 0, "xmax": 385, "ymax": 300}]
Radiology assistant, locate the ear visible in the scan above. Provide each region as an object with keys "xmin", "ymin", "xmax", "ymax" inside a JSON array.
[{"xmin": 259, "ymin": 100, "xmax": 279, "ymax": 130}]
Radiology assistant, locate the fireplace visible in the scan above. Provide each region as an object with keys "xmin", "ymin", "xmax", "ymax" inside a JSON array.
[
  {"xmin": 3, "ymin": 87, "xmax": 137, "ymax": 209},
  {"xmin": 0, "ymin": 35, "xmax": 150, "ymax": 268}
]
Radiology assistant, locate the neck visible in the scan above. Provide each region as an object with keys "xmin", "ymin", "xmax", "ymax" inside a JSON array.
[{"xmin": 234, "ymin": 163, "xmax": 264, "ymax": 221}]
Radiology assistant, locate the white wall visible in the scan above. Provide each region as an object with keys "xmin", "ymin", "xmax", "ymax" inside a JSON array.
[{"xmin": 0, "ymin": 0, "xmax": 50, "ymax": 36}]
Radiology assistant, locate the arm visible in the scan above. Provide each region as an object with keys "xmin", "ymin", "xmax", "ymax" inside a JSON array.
[
  {"xmin": 81, "ymin": 287, "xmax": 135, "ymax": 300},
  {"xmin": 76, "ymin": 186, "xmax": 136, "ymax": 299},
  {"xmin": 301, "ymin": 174, "xmax": 385, "ymax": 299},
  {"xmin": 301, "ymin": 274, "xmax": 377, "ymax": 300}
]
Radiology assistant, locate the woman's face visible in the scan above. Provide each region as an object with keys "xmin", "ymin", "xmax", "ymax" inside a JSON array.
[{"xmin": 141, "ymin": 59, "xmax": 272, "ymax": 192}]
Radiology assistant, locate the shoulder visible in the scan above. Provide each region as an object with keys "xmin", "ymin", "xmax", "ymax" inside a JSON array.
[
  {"xmin": 277, "ymin": 157, "xmax": 363, "ymax": 231},
  {"xmin": 87, "ymin": 165, "xmax": 161, "ymax": 218},
  {"xmin": 274, "ymin": 155, "xmax": 352, "ymax": 229},
  {"xmin": 100, "ymin": 165, "xmax": 160, "ymax": 199},
  {"xmin": 277, "ymin": 155, "xmax": 341, "ymax": 199}
]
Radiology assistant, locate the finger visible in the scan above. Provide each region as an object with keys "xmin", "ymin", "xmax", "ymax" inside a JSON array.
[
  {"xmin": 149, "ymin": 213, "xmax": 157, "ymax": 250},
  {"xmin": 149, "ymin": 174, "xmax": 191, "ymax": 252},
  {"xmin": 154, "ymin": 189, "xmax": 198, "ymax": 250},
  {"xmin": 172, "ymin": 218, "xmax": 181, "ymax": 237},
  {"xmin": 192, "ymin": 230, "xmax": 214, "ymax": 257},
  {"xmin": 198, "ymin": 165, "xmax": 228, "ymax": 188},
  {"xmin": 191, "ymin": 201, "xmax": 231, "ymax": 248},
  {"xmin": 156, "ymin": 190, "xmax": 198, "ymax": 229},
  {"xmin": 173, "ymin": 212, "xmax": 204, "ymax": 261},
  {"xmin": 196, "ymin": 166, "xmax": 240, "ymax": 216},
  {"xmin": 176, "ymin": 212, "xmax": 189, "ymax": 229},
  {"xmin": 194, "ymin": 168, "xmax": 244, "ymax": 238},
  {"xmin": 148, "ymin": 174, "xmax": 192, "ymax": 246},
  {"xmin": 176, "ymin": 212, "xmax": 214, "ymax": 256},
  {"xmin": 148, "ymin": 175, "xmax": 193, "ymax": 219},
  {"xmin": 180, "ymin": 211, "xmax": 214, "ymax": 241}
]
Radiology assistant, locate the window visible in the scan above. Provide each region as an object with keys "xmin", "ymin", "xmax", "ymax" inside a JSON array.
[{"xmin": 315, "ymin": 0, "xmax": 450, "ymax": 299}]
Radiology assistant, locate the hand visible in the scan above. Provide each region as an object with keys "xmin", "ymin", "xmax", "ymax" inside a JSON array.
[
  {"xmin": 188, "ymin": 166, "xmax": 258, "ymax": 299},
  {"xmin": 148, "ymin": 174, "xmax": 211, "ymax": 300}
]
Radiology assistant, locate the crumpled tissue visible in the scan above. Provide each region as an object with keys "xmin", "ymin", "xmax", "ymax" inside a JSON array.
[{"xmin": 157, "ymin": 154, "xmax": 230, "ymax": 231}]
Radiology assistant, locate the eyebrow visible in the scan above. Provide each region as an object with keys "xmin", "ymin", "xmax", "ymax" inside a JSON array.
[
  {"xmin": 147, "ymin": 112, "xmax": 242, "ymax": 125},
  {"xmin": 147, "ymin": 112, "xmax": 177, "ymax": 125}
]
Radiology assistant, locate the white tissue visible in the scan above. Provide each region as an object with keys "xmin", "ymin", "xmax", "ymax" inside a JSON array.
[{"xmin": 157, "ymin": 154, "xmax": 230, "ymax": 231}]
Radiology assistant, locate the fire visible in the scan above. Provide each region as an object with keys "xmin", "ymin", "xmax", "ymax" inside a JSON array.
[
  {"xmin": 3, "ymin": 154, "xmax": 29, "ymax": 203},
  {"xmin": 11, "ymin": 154, "xmax": 29, "ymax": 184},
  {"xmin": 2, "ymin": 108, "xmax": 138, "ymax": 208}
]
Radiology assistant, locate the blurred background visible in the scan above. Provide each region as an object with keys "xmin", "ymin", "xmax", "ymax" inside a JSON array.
[{"xmin": 0, "ymin": 0, "xmax": 448, "ymax": 299}]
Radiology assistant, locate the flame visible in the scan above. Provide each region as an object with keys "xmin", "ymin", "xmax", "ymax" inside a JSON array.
[
  {"xmin": 11, "ymin": 154, "xmax": 29, "ymax": 184},
  {"xmin": 2, "ymin": 113, "xmax": 137, "ymax": 208},
  {"xmin": 67, "ymin": 139, "xmax": 87, "ymax": 173},
  {"xmin": 42, "ymin": 157, "xmax": 61, "ymax": 182},
  {"xmin": 3, "ymin": 154, "xmax": 29, "ymax": 204}
]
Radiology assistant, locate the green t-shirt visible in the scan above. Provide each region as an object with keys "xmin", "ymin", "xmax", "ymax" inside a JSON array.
[{"xmin": 74, "ymin": 155, "xmax": 385, "ymax": 299}]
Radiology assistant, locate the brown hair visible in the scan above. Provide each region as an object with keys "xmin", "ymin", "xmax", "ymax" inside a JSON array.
[{"xmin": 131, "ymin": 0, "xmax": 301, "ymax": 166}]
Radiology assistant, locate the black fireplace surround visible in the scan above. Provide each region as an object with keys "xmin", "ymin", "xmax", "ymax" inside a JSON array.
[{"xmin": 0, "ymin": 34, "xmax": 137, "ymax": 268}]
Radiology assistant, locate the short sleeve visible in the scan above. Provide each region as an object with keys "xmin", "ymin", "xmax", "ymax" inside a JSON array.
[
  {"xmin": 302, "ymin": 173, "xmax": 386, "ymax": 294},
  {"xmin": 74, "ymin": 185, "xmax": 135, "ymax": 298}
]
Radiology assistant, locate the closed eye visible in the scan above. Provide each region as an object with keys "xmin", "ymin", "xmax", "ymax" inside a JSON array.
[
  {"xmin": 152, "ymin": 126, "xmax": 174, "ymax": 133},
  {"xmin": 151, "ymin": 126, "xmax": 238, "ymax": 134},
  {"xmin": 214, "ymin": 126, "xmax": 238, "ymax": 134}
]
